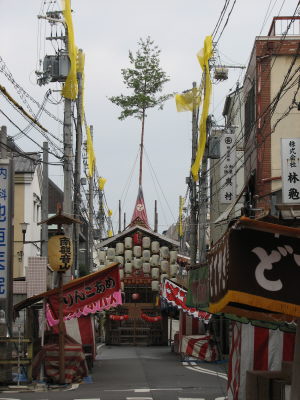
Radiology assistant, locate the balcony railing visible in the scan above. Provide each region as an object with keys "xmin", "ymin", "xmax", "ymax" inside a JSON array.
[{"xmin": 268, "ymin": 16, "xmax": 300, "ymax": 37}]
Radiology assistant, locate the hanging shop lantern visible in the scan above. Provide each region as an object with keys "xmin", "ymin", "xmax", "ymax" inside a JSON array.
[{"xmin": 48, "ymin": 235, "xmax": 73, "ymax": 272}]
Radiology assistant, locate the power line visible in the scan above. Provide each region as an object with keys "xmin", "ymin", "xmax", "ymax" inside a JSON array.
[
  {"xmin": 214, "ymin": 0, "xmax": 237, "ymax": 45},
  {"xmin": 205, "ymin": 12, "xmax": 300, "ymax": 184},
  {"xmin": 206, "ymin": 81, "xmax": 300, "ymax": 205},
  {"xmin": 0, "ymin": 108, "xmax": 63, "ymax": 160},
  {"xmin": 212, "ymin": 0, "xmax": 231, "ymax": 39},
  {"xmin": 0, "ymin": 84, "xmax": 63, "ymax": 151},
  {"xmin": 0, "ymin": 56, "xmax": 64, "ymax": 126},
  {"xmin": 0, "ymin": 139, "xmax": 62, "ymax": 166}
]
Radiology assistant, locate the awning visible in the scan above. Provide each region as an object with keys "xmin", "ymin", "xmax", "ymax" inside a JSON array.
[
  {"xmin": 14, "ymin": 263, "xmax": 122, "ymax": 324},
  {"xmin": 208, "ymin": 217, "xmax": 300, "ymax": 322}
]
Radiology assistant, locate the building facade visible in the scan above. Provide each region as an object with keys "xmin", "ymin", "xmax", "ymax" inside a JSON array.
[
  {"xmin": 243, "ymin": 16, "xmax": 300, "ymax": 217},
  {"xmin": 14, "ymin": 154, "xmax": 42, "ymax": 278}
]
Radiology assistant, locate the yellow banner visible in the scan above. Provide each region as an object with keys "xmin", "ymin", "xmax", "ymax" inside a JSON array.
[
  {"xmin": 76, "ymin": 49, "xmax": 96, "ymax": 178},
  {"xmin": 191, "ymin": 36, "xmax": 213, "ymax": 181},
  {"xmin": 86, "ymin": 126, "xmax": 95, "ymax": 177},
  {"xmin": 61, "ymin": 0, "xmax": 78, "ymax": 99},
  {"xmin": 175, "ymin": 88, "xmax": 201, "ymax": 112},
  {"xmin": 99, "ymin": 177, "xmax": 107, "ymax": 191}
]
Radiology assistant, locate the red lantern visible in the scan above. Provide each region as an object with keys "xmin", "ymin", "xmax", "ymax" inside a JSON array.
[{"xmin": 132, "ymin": 293, "xmax": 140, "ymax": 300}]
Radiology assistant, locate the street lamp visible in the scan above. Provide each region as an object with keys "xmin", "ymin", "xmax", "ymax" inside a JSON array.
[
  {"xmin": 20, "ymin": 222, "xmax": 29, "ymax": 244},
  {"xmin": 20, "ymin": 222, "xmax": 43, "ymax": 245}
]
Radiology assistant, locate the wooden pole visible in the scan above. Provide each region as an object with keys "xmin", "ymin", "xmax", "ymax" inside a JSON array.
[
  {"xmin": 58, "ymin": 272, "xmax": 65, "ymax": 384},
  {"xmin": 118, "ymin": 200, "xmax": 121, "ymax": 233},
  {"xmin": 154, "ymin": 200, "xmax": 158, "ymax": 232},
  {"xmin": 139, "ymin": 110, "xmax": 145, "ymax": 186}
]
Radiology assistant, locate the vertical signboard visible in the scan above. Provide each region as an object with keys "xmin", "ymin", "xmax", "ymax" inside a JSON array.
[
  {"xmin": 0, "ymin": 159, "xmax": 13, "ymax": 335},
  {"xmin": 281, "ymin": 138, "xmax": 300, "ymax": 204},
  {"xmin": 220, "ymin": 130, "xmax": 236, "ymax": 203},
  {"xmin": 0, "ymin": 160, "xmax": 12, "ymax": 300}
]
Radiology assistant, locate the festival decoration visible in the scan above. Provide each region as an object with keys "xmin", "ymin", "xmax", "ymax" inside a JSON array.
[
  {"xmin": 161, "ymin": 278, "xmax": 211, "ymax": 321},
  {"xmin": 141, "ymin": 313, "xmax": 162, "ymax": 322},
  {"xmin": 109, "ymin": 314, "xmax": 129, "ymax": 321}
]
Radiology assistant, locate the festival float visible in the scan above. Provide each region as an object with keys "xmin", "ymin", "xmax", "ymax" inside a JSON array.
[{"xmin": 98, "ymin": 185, "xmax": 181, "ymax": 346}]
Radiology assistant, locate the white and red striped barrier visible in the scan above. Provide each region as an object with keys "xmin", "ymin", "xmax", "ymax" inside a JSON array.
[{"xmin": 227, "ymin": 321, "xmax": 295, "ymax": 400}]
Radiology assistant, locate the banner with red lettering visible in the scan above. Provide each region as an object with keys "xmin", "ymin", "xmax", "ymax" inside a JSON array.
[{"xmin": 46, "ymin": 263, "xmax": 121, "ymax": 326}]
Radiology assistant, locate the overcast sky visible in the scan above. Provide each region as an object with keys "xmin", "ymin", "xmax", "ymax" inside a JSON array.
[{"xmin": 0, "ymin": 0, "xmax": 296, "ymax": 233}]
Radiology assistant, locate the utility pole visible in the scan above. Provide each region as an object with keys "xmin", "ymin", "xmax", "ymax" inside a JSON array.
[
  {"xmin": 88, "ymin": 126, "xmax": 94, "ymax": 272},
  {"xmin": 63, "ymin": 96, "xmax": 73, "ymax": 280},
  {"xmin": 198, "ymin": 146, "xmax": 208, "ymax": 263},
  {"xmin": 0, "ymin": 126, "xmax": 7, "ymax": 157},
  {"xmin": 98, "ymin": 185, "xmax": 105, "ymax": 241},
  {"xmin": 73, "ymin": 56, "xmax": 83, "ymax": 277},
  {"xmin": 41, "ymin": 142, "xmax": 48, "ymax": 257},
  {"xmin": 178, "ymin": 195, "xmax": 184, "ymax": 252},
  {"xmin": 63, "ymin": 98, "xmax": 73, "ymax": 233},
  {"xmin": 189, "ymin": 81, "xmax": 199, "ymax": 266}
]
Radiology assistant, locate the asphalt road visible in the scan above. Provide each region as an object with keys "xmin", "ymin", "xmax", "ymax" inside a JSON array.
[{"xmin": 0, "ymin": 345, "xmax": 228, "ymax": 400}]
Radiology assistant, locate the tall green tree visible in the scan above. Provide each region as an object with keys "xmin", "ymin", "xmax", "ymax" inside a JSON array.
[{"xmin": 109, "ymin": 36, "xmax": 171, "ymax": 186}]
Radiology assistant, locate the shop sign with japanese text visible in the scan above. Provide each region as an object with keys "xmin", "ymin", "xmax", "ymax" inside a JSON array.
[
  {"xmin": 0, "ymin": 161, "xmax": 12, "ymax": 300},
  {"xmin": 220, "ymin": 130, "xmax": 236, "ymax": 204},
  {"xmin": 281, "ymin": 138, "xmax": 300, "ymax": 204},
  {"xmin": 46, "ymin": 263, "xmax": 122, "ymax": 324},
  {"xmin": 208, "ymin": 226, "xmax": 300, "ymax": 318}
]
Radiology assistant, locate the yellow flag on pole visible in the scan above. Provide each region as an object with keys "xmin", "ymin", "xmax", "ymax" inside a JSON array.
[
  {"xmin": 61, "ymin": 0, "xmax": 78, "ymax": 100},
  {"xmin": 191, "ymin": 36, "xmax": 213, "ymax": 181},
  {"xmin": 175, "ymin": 89, "xmax": 201, "ymax": 112}
]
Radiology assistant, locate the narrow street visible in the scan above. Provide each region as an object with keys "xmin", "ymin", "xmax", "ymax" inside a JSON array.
[{"xmin": 0, "ymin": 345, "xmax": 228, "ymax": 400}]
